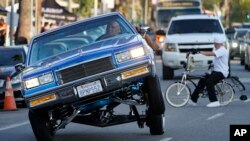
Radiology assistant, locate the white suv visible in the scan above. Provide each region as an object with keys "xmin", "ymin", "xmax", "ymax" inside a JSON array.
[{"xmin": 162, "ymin": 15, "xmax": 228, "ymax": 79}]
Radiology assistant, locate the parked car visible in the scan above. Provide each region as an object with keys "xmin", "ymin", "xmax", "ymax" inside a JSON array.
[
  {"xmin": 244, "ymin": 39, "xmax": 250, "ymax": 71},
  {"xmin": 19, "ymin": 12, "xmax": 165, "ymax": 141},
  {"xmin": 0, "ymin": 45, "xmax": 27, "ymax": 107},
  {"xmin": 161, "ymin": 14, "xmax": 228, "ymax": 79}
]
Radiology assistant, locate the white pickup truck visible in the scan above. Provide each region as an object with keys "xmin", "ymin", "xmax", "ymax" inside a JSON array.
[{"xmin": 162, "ymin": 15, "xmax": 228, "ymax": 79}]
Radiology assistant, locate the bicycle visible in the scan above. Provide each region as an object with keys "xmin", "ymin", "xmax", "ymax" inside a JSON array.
[{"xmin": 165, "ymin": 52, "xmax": 235, "ymax": 107}]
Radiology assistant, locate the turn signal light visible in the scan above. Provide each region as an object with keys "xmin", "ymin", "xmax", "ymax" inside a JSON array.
[{"xmin": 30, "ymin": 94, "xmax": 57, "ymax": 107}]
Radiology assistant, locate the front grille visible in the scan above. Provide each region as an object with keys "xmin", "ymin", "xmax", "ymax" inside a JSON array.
[
  {"xmin": 179, "ymin": 48, "xmax": 213, "ymax": 53},
  {"xmin": 57, "ymin": 56, "xmax": 114, "ymax": 84},
  {"xmin": 178, "ymin": 43, "xmax": 213, "ymax": 46}
]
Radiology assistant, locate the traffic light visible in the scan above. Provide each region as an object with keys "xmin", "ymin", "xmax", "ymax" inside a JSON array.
[{"xmin": 247, "ymin": 14, "xmax": 250, "ymax": 19}]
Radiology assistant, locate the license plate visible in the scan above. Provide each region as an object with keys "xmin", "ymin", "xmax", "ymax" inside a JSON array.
[{"xmin": 76, "ymin": 80, "xmax": 103, "ymax": 98}]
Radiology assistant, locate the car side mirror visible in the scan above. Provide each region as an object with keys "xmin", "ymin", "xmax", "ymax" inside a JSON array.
[
  {"xmin": 140, "ymin": 26, "xmax": 150, "ymax": 38},
  {"xmin": 15, "ymin": 63, "xmax": 25, "ymax": 73}
]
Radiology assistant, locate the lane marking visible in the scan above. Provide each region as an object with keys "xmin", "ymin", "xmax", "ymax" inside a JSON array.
[
  {"xmin": 206, "ymin": 113, "xmax": 224, "ymax": 121},
  {"xmin": 0, "ymin": 121, "xmax": 29, "ymax": 131},
  {"xmin": 160, "ymin": 137, "xmax": 173, "ymax": 141}
]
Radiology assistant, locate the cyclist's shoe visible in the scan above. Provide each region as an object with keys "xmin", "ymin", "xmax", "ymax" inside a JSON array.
[
  {"xmin": 188, "ymin": 99, "xmax": 197, "ymax": 106},
  {"xmin": 206, "ymin": 101, "xmax": 220, "ymax": 107}
]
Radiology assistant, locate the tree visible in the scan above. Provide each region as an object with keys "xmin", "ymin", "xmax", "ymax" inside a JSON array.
[
  {"xmin": 203, "ymin": 0, "xmax": 250, "ymax": 25},
  {"xmin": 230, "ymin": 0, "xmax": 250, "ymax": 23},
  {"xmin": 16, "ymin": 0, "xmax": 32, "ymax": 43},
  {"xmin": 73, "ymin": 0, "xmax": 93, "ymax": 18}
]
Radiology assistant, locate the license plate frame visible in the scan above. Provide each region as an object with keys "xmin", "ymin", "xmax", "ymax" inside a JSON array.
[{"xmin": 76, "ymin": 80, "xmax": 103, "ymax": 98}]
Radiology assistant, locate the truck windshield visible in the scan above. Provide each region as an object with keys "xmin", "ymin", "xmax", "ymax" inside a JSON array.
[
  {"xmin": 157, "ymin": 8, "xmax": 201, "ymax": 28},
  {"xmin": 168, "ymin": 19, "xmax": 224, "ymax": 35}
]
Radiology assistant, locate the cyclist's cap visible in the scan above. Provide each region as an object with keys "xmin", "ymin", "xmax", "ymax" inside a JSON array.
[{"xmin": 214, "ymin": 37, "xmax": 224, "ymax": 44}]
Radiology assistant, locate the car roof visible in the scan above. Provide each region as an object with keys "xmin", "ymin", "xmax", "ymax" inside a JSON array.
[
  {"xmin": 31, "ymin": 12, "xmax": 125, "ymax": 41},
  {"xmin": 171, "ymin": 14, "xmax": 220, "ymax": 21},
  {"xmin": 236, "ymin": 28, "xmax": 250, "ymax": 32}
]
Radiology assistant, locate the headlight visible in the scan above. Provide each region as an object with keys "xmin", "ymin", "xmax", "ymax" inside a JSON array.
[
  {"xmin": 115, "ymin": 47, "xmax": 145, "ymax": 63},
  {"xmin": 25, "ymin": 77, "xmax": 39, "ymax": 89},
  {"xmin": 24, "ymin": 72, "xmax": 54, "ymax": 89},
  {"xmin": 164, "ymin": 43, "xmax": 177, "ymax": 52},
  {"xmin": 232, "ymin": 42, "xmax": 238, "ymax": 48},
  {"xmin": 130, "ymin": 47, "xmax": 145, "ymax": 58},
  {"xmin": 155, "ymin": 35, "xmax": 165, "ymax": 43},
  {"xmin": 39, "ymin": 73, "xmax": 53, "ymax": 85}
]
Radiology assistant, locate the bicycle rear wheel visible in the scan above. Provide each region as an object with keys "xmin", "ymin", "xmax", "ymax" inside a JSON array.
[
  {"xmin": 230, "ymin": 76, "xmax": 245, "ymax": 91},
  {"xmin": 215, "ymin": 82, "xmax": 234, "ymax": 106},
  {"xmin": 165, "ymin": 82, "xmax": 191, "ymax": 107}
]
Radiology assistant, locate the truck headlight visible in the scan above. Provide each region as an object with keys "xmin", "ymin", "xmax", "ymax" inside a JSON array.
[
  {"xmin": 24, "ymin": 72, "xmax": 54, "ymax": 89},
  {"xmin": 115, "ymin": 47, "xmax": 145, "ymax": 63},
  {"xmin": 164, "ymin": 43, "xmax": 177, "ymax": 52},
  {"xmin": 232, "ymin": 41, "xmax": 238, "ymax": 48}
]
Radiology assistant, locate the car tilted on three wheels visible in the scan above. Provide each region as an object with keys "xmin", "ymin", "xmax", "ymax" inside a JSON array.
[{"xmin": 17, "ymin": 12, "xmax": 165, "ymax": 141}]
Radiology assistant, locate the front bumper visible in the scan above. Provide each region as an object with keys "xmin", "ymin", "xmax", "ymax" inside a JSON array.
[{"xmin": 24, "ymin": 61, "xmax": 153, "ymax": 109}]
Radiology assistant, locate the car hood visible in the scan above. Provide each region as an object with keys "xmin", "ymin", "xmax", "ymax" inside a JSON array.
[
  {"xmin": 24, "ymin": 34, "xmax": 141, "ymax": 75},
  {"xmin": 166, "ymin": 33, "xmax": 227, "ymax": 43}
]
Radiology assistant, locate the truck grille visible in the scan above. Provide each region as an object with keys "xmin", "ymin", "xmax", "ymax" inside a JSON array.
[
  {"xmin": 57, "ymin": 56, "xmax": 114, "ymax": 84},
  {"xmin": 179, "ymin": 48, "xmax": 213, "ymax": 53}
]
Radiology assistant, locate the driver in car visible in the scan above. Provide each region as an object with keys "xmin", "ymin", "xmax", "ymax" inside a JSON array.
[{"xmin": 97, "ymin": 21, "xmax": 121, "ymax": 40}]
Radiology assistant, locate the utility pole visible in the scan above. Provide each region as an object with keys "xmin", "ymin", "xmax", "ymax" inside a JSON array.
[
  {"xmin": 94, "ymin": 0, "xmax": 98, "ymax": 16},
  {"xmin": 144, "ymin": 0, "xmax": 149, "ymax": 25},
  {"xmin": 132, "ymin": 0, "xmax": 135, "ymax": 21},
  {"xmin": 10, "ymin": 0, "xmax": 14, "ymax": 45},
  {"xmin": 223, "ymin": 0, "xmax": 231, "ymax": 27},
  {"xmin": 67, "ymin": 0, "xmax": 71, "ymax": 12}
]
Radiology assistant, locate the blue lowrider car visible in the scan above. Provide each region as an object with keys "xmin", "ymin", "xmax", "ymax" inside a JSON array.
[{"xmin": 19, "ymin": 12, "xmax": 165, "ymax": 141}]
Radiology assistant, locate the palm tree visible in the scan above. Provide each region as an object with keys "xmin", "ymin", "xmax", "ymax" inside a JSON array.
[{"xmin": 16, "ymin": 0, "xmax": 32, "ymax": 43}]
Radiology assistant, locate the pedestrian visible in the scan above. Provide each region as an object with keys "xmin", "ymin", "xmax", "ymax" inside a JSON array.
[
  {"xmin": 41, "ymin": 22, "xmax": 50, "ymax": 33},
  {"xmin": 134, "ymin": 24, "xmax": 159, "ymax": 52},
  {"xmin": 50, "ymin": 23, "xmax": 58, "ymax": 29},
  {"xmin": 0, "ymin": 18, "xmax": 7, "ymax": 46},
  {"xmin": 188, "ymin": 36, "xmax": 229, "ymax": 107}
]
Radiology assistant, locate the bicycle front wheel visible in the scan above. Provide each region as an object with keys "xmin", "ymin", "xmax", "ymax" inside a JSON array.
[
  {"xmin": 215, "ymin": 82, "xmax": 234, "ymax": 106},
  {"xmin": 165, "ymin": 82, "xmax": 191, "ymax": 107}
]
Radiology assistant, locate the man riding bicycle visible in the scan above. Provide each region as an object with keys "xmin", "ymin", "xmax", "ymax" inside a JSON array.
[{"xmin": 188, "ymin": 37, "xmax": 229, "ymax": 107}]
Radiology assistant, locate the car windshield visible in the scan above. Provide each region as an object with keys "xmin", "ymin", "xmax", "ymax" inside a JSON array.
[
  {"xmin": 29, "ymin": 15, "xmax": 134, "ymax": 65},
  {"xmin": 234, "ymin": 30, "xmax": 248, "ymax": 39},
  {"xmin": 0, "ymin": 48, "xmax": 25, "ymax": 66},
  {"xmin": 157, "ymin": 8, "xmax": 201, "ymax": 28},
  {"xmin": 168, "ymin": 19, "xmax": 224, "ymax": 35}
]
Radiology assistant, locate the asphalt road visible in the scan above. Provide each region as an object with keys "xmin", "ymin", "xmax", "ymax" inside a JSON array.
[{"xmin": 0, "ymin": 58, "xmax": 249, "ymax": 141}]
